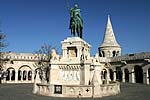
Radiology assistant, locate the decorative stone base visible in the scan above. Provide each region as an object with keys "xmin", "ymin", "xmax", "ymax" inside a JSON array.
[{"xmin": 33, "ymin": 82, "xmax": 120, "ymax": 98}]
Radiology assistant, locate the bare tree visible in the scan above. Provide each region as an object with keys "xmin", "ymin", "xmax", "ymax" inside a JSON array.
[
  {"xmin": 0, "ymin": 32, "xmax": 7, "ymax": 83},
  {"xmin": 34, "ymin": 43, "xmax": 56, "ymax": 83}
]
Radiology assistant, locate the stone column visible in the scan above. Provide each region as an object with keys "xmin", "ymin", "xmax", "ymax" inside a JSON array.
[
  {"xmin": 99, "ymin": 71, "xmax": 102, "ymax": 84},
  {"xmin": 2, "ymin": 73, "xmax": 6, "ymax": 83},
  {"xmin": 77, "ymin": 47, "xmax": 82, "ymax": 59},
  {"xmin": 9, "ymin": 70, "xmax": 11, "ymax": 82},
  {"xmin": 146, "ymin": 70, "xmax": 149, "ymax": 85},
  {"xmin": 143, "ymin": 72, "xmax": 147, "ymax": 84},
  {"xmin": 122, "ymin": 69, "xmax": 125, "ymax": 82},
  {"xmin": 80, "ymin": 66, "xmax": 84, "ymax": 85},
  {"xmin": 129, "ymin": 67, "xmax": 135, "ymax": 83},
  {"xmin": 113, "ymin": 71, "xmax": 116, "ymax": 81},
  {"xmin": 26, "ymin": 71, "xmax": 28, "ymax": 82},
  {"xmin": 21, "ymin": 71, "xmax": 23, "ymax": 82},
  {"xmin": 131, "ymin": 69, "xmax": 135, "ymax": 83},
  {"xmin": 107, "ymin": 69, "xmax": 110, "ymax": 84},
  {"xmin": 15, "ymin": 71, "xmax": 18, "ymax": 83},
  {"xmin": 63, "ymin": 48, "xmax": 67, "ymax": 58}
]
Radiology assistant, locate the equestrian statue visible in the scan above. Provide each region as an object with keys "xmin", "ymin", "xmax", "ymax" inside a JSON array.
[{"xmin": 69, "ymin": 4, "xmax": 83, "ymax": 38}]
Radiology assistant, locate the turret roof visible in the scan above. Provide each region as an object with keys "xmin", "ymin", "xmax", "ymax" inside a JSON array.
[{"xmin": 100, "ymin": 15, "xmax": 120, "ymax": 48}]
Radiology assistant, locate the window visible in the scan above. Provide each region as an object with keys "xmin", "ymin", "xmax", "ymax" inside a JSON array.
[{"xmin": 18, "ymin": 70, "xmax": 22, "ymax": 80}]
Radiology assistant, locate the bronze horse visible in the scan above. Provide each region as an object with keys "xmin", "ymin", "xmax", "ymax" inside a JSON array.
[{"xmin": 69, "ymin": 4, "xmax": 83, "ymax": 38}]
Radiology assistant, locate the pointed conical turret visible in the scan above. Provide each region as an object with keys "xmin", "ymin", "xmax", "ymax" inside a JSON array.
[
  {"xmin": 100, "ymin": 15, "xmax": 120, "ymax": 47},
  {"xmin": 98, "ymin": 15, "xmax": 121, "ymax": 57}
]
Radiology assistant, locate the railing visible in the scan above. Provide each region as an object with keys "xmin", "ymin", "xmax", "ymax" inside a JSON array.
[
  {"xmin": 0, "ymin": 52, "xmax": 47, "ymax": 61},
  {"xmin": 111, "ymin": 52, "xmax": 150, "ymax": 62}
]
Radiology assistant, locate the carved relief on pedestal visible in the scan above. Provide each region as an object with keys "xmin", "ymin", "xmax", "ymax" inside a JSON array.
[
  {"xmin": 59, "ymin": 65, "xmax": 80, "ymax": 81},
  {"xmin": 68, "ymin": 47, "xmax": 77, "ymax": 57}
]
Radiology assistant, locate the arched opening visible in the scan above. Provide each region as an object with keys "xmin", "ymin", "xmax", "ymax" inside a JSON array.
[
  {"xmin": 134, "ymin": 66, "xmax": 143, "ymax": 83},
  {"xmin": 112, "ymin": 51, "xmax": 116, "ymax": 57},
  {"xmin": 109, "ymin": 69, "xmax": 113, "ymax": 81},
  {"xmin": 11, "ymin": 70, "xmax": 15, "ymax": 81},
  {"xmin": 101, "ymin": 71, "xmax": 103, "ymax": 80},
  {"xmin": 34, "ymin": 70, "xmax": 37, "ymax": 79},
  {"xmin": 116, "ymin": 51, "xmax": 120, "ymax": 56},
  {"xmin": 148, "ymin": 68, "xmax": 150, "ymax": 83},
  {"xmin": 6, "ymin": 70, "xmax": 10, "ymax": 81},
  {"xmin": 23, "ymin": 71, "xmax": 27, "ymax": 80},
  {"xmin": 99, "ymin": 52, "xmax": 102, "ymax": 57},
  {"xmin": 101, "ymin": 69, "xmax": 107, "ymax": 84},
  {"xmin": 28, "ymin": 71, "xmax": 32, "ymax": 80},
  {"xmin": 103, "ymin": 70, "xmax": 107, "ymax": 79},
  {"xmin": 102, "ymin": 51, "xmax": 105, "ymax": 57},
  {"xmin": 116, "ymin": 67, "xmax": 122, "ymax": 82},
  {"xmin": 124, "ymin": 68, "xmax": 129, "ymax": 82},
  {"xmin": 18, "ymin": 70, "xmax": 22, "ymax": 80},
  {"xmin": 19, "ymin": 65, "xmax": 32, "ymax": 81},
  {"xmin": 99, "ymin": 49, "xmax": 102, "ymax": 57}
]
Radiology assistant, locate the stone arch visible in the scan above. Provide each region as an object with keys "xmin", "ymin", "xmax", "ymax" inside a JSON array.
[
  {"xmin": 19, "ymin": 65, "xmax": 32, "ymax": 70},
  {"xmin": 109, "ymin": 69, "xmax": 114, "ymax": 81},
  {"xmin": 6, "ymin": 67, "xmax": 15, "ymax": 81},
  {"xmin": 19, "ymin": 65, "xmax": 32, "ymax": 81},
  {"xmin": 116, "ymin": 67, "xmax": 122, "ymax": 82},
  {"xmin": 134, "ymin": 65, "xmax": 143, "ymax": 83},
  {"xmin": 124, "ymin": 68, "xmax": 129, "ymax": 82}
]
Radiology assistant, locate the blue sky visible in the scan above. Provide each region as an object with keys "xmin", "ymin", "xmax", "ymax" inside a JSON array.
[{"xmin": 0, "ymin": 0, "xmax": 150, "ymax": 55}]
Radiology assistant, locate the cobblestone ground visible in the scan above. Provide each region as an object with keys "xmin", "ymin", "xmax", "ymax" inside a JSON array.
[{"xmin": 0, "ymin": 83, "xmax": 150, "ymax": 100}]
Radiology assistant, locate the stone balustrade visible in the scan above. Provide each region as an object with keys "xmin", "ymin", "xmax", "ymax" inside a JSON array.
[
  {"xmin": 0, "ymin": 52, "xmax": 47, "ymax": 61},
  {"xmin": 111, "ymin": 52, "xmax": 150, "ymax": 62},
  {"xmin": 34, "ymin": 82, "xmax": 120, "ymax": 98}
]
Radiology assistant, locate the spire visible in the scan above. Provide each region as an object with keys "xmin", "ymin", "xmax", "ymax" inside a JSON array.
[{"xmin": 100, "ymin": 15, "xmax": 120, "ymax": 47}]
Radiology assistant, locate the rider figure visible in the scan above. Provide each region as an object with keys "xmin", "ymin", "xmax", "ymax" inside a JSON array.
[{"xmin": 69, "ymin": 4, "xmax": 83, "ymax": 38}]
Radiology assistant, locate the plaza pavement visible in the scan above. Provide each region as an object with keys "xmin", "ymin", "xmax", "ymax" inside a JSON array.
[{"xmin": 0, "ymin": 83, "xmax": 150, "ymax": 100}]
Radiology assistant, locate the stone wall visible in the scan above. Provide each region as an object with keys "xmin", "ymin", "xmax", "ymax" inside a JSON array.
[{"xmin": 34, "ymin": 83, "xmax": 120, "ymax": 98}]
